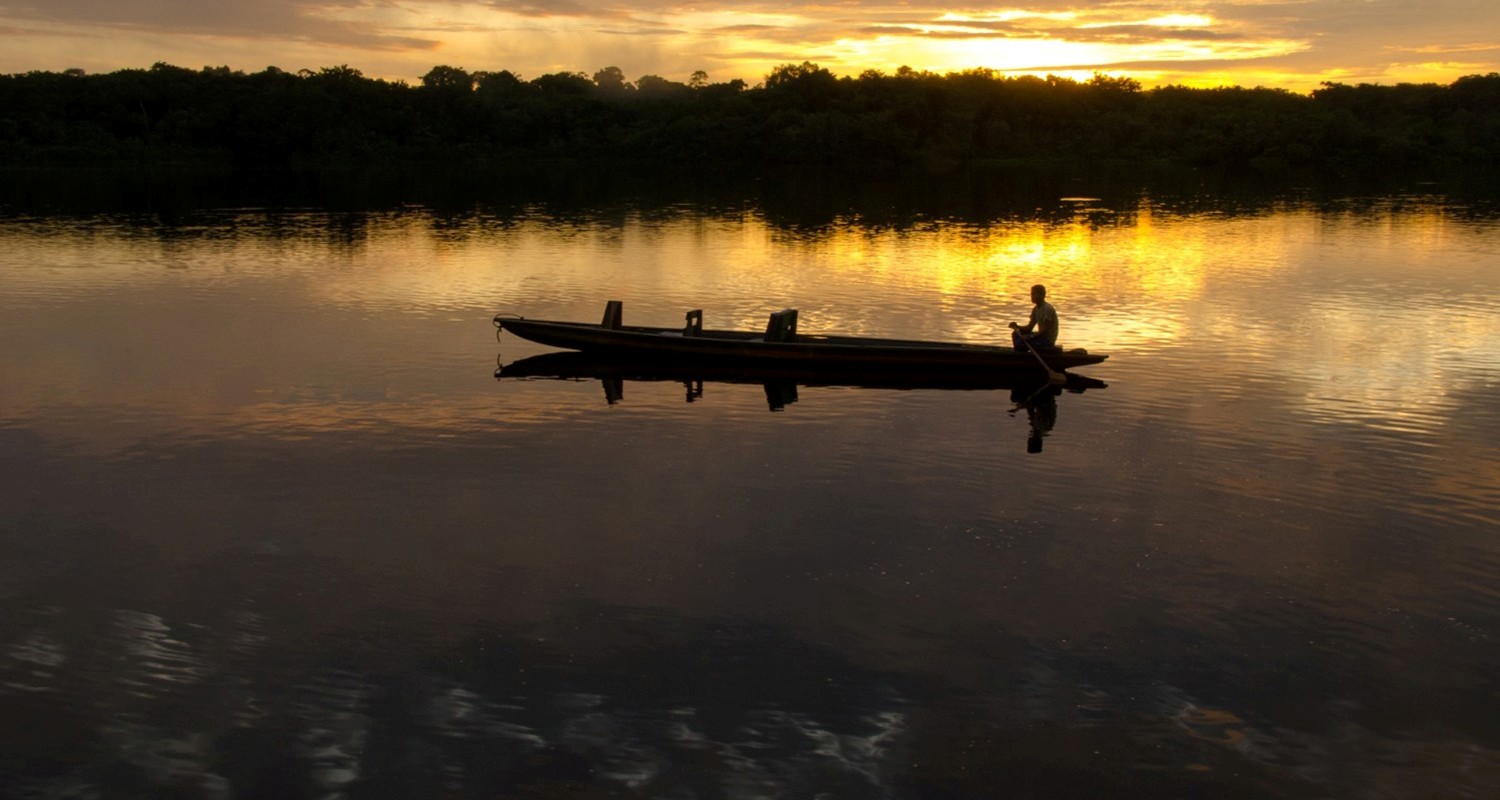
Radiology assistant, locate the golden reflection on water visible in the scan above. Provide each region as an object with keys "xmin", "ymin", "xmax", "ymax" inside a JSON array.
[
  {"xmin": 2, "ymin": 203, "xmax": 1499, "ymax": 446},
  {"xmin": 287, "ymin": 210, "xmax": 1226, "ymax": 336}
]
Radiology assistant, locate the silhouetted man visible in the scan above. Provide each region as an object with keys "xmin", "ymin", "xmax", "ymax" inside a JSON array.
[{"xmin": 1009, "ymin": 284, "xmax": 1058, "ymax": 352}]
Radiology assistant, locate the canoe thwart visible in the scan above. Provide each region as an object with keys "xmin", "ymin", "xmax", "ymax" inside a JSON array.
[
  {"xmin": 765, "ymin": 309, "xmax": 798, "ymax": 343},
  {"xmin": 602, "ymin": 300, "xmax": 623, "ymax": 330}
]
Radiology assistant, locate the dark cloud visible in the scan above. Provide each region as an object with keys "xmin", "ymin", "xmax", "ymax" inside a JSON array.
[
  {"xmin": 716, "ymin": 49, "xmax": 837, "ymax": 62},
  {"xmin": 504, "ymin": 0, "xmax": 590, "ymax": 16},
  {"xmin": 479, "ymin": 0, "xmax": 620, "ymax": 19},
  {"xmin": 0, "ymin": 0, "xmax": 437, "ymax": 49},
  {"xmin": 848, "ymin": 22, "xmax": 1246, "ymax": 45},
  {"xmin": 707, "ymin": 24, "xmax": 776, "ymax": 34},
  {"xmin": 597, "ymin": 23, "xmax": 685, "ymax": 35},
  {"xmin": 1067, "ymin": 26, "xmax": 1249, "ymax": 44},
  {"xmin": 1211, "ymin": 0, "xmax": 1500, "ymax": 48},
  {"xmin": 1187, "ymin": 1, "xmax": 1500, "ymax": 78},
  {"xmin": 1039, "ymin": 57, "xmax": 1289, "ymax": 73},
  {"xmin": 854, "ymin": 19, "xmax": 1029, "ymax": 35},
  {"xmin": 1394, "ymin": 42, "xmax": 1500, "ymax": 54}
]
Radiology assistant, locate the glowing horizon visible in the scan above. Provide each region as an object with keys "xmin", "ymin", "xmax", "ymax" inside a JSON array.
[{"xmin": 0, "ymin": 1, "xmax": 1496, "ymax": 93}]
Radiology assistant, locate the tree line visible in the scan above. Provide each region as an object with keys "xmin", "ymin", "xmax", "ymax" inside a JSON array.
[{"xmin": 2, "ymin": 61, "xmax": 1497, "ymax": 171}]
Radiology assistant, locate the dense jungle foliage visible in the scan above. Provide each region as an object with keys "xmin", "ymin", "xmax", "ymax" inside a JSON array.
[{"xmin": 2, "ymin": 62, "xmax": 1497, "ymax": 171}]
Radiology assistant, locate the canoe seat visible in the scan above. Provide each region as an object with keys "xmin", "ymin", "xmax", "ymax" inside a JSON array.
[
  {"xmin": 684, "ymin": 309, "xmax": 703, "ymax": 337},
  {"xmin": 601, "ymin": 300, "xmax": 623, "ymax": 330},
  {"xmin": 764, "ymin": 309, "xmax": 798, "ymax": 342}
]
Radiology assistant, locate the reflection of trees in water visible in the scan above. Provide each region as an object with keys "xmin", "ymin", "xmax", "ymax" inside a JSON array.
[{"xmin": 4, "ymin": 163, "xmax": 1498, "ymax": 229}]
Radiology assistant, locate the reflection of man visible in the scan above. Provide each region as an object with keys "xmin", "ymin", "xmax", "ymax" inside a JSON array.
[
  {"xmin": 1009, "ymin": 284, "xmax": 1059, "ymax": 352},
  {"xmin": 1011, "ymin": 385, "xmax": 1059, "ymax": 454}
]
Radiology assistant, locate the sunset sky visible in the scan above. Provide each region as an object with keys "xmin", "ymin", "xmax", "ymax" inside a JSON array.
[{"xmin": 1, "ymin": 0, "xmax": 1497, "ymax": 92}]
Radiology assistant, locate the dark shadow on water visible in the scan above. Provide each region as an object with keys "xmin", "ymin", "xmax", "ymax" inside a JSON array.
[{"xmin": 498, "ymin": 351, "xmax": 1106, "ymax": 396}]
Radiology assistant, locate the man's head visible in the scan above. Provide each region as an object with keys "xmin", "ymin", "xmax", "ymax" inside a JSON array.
[{"xmin": 1031, "ymin": 284, "xmax": 1047, "ymax": 303}]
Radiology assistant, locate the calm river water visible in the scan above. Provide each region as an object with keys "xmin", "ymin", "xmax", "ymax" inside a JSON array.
[{"xmin": 1, "ymin": 169, "xmax": 1498, "ymax": 798}]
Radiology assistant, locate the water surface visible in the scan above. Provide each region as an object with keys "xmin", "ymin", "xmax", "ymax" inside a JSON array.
[{"xmin": 2, "ymin": 171, "xmax": 1498, "ymax": 798}]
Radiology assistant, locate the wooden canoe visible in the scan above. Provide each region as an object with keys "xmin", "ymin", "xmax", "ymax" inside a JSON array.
[{"xmin": 494, "ymin": 302, "xmax": 1108, "ymax": 373}]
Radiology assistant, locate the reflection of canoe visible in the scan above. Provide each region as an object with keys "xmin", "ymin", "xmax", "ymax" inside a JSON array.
[
  {"xmin": 496, "ymin": 351, "xmax": 1108, "ymax": 394},
  {"xmin": 494, "ymin": 302, "xmax": 1108, "ymax": 374}
]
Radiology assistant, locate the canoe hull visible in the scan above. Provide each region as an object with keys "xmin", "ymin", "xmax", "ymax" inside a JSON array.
[
  {"xmin": 498, "ymin": 351, "xmax": 1109, "ymax": 393},
  {"xmin": 495, "ymin": 317, "xmax": 1109, "ymax": 372}
]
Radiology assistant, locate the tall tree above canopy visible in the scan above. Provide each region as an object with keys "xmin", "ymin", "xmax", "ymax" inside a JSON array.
[
  {"xmin": 421, "ymin": 65, "xmax": 473, "ymax": 93},
  {"xmin": 765, "ymin": 61, "xmax": 835, "ymax": 89},
  {"xmin": 593, "ymin": 66, "xmax": 630, "ymax": 94}
]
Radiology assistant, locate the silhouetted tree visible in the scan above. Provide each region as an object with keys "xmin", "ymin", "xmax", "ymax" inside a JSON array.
[
  {"xmin": 636, "ymin": 75, "xmax": 688, "ymax": 97},
  {"xmin": 1, "ymin": 62, "xmax": 1496, "ymax": 170},
  {"xmin": 593, "ymin": 66, "xmax": 630, "ymax": 95},
  {"xmin": 421, "ymin": 65, "xmax": 473, "ymax": 93},
  {"xmin": 532, "ymin": 72, "xmax": 591, "ymax": 95}
]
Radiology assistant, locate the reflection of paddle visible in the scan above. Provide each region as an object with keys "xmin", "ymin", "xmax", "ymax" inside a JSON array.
[
  {"xmin": 1012, "ymin": 327, "xmax": 1066, "ymax": 385},
  {"xmin": 1007, "ymin": 382, "xmax": 1052, "ymax": 413}
]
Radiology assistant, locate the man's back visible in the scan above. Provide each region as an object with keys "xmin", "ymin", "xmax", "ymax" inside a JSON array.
[{"xmin": 1033, "ymin": 300, "xmax": 1059, "ymax": 345}]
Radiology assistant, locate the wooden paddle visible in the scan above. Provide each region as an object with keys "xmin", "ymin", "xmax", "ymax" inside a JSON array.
[{"xmin": 1011, "ymin": 325, "xmax": 1067, "ymax": 385}]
